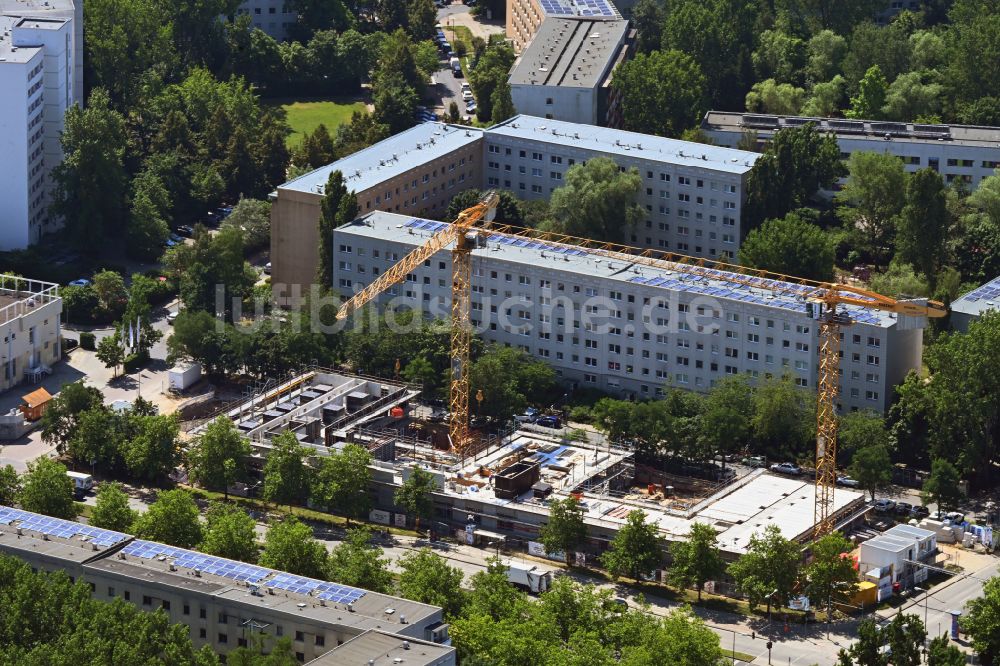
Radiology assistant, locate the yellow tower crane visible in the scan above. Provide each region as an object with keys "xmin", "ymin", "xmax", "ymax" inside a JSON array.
[
  {"xmin": 334, "ymin": 195, "xmax": 946, "ymax": 536},
  {"xmin": 336, "ymin": 191, "xmax": 500, "ymax": 452}
]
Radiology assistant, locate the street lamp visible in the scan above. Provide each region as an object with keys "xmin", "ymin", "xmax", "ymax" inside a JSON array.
[{"xmin": 913, "ymin": 586, "xmax": 929, "ymax": 656}]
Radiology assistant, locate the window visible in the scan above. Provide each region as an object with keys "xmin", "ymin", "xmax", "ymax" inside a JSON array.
[
  {"xmin": 142, "ymin": 596, "xmax": 152, "ymax": 606},
  {"xmin": 161, "ymin": 600, "xmax": 171, "ymax": 611},
  {"xmin": 183, "ymin": 604, "xmax": 190, "ymax": 615},
  {"xmin": 219, "ymin": 613, "xmax": 228, "ymax": 624},
  {"xmin": 199, "ymin": 628, "xmax": 206, "ymax": 639},
  {"xmin": 199, "ymin": 608, "xmax": 207, "ymax": 619},
  {"xmin": 316, "ymin": 636, "xmax": 326, "ymax": 647},
  {"xmin": 218, "ymin": 633, "xmax": 228, "ymax": 644}
]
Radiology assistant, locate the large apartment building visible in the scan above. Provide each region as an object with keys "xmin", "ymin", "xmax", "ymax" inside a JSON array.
[
  {"xmin": 0, "ymin": 0, "xmax": 80, "ymax": 250},
  {"xmin": 702, "ymin": 111, "xmax": 1000, "ymax": 190},
  {"xmin": 508, "ymin": 17, "xmax": 634, "ymax": 127},
  {"xmin": 0, "ymin": 275, "xmax": 61, "ymax": 391},
  {"xmin": 332, "ymin": 212, "xmax": 926, "ymax": 413},
  {"xmin": 234, "ymin": 0, "xmax": 298, "ymax": 41},
  {"xmin": 0, "ymin": 505, "xmax": 454, "ymax": 665},
  {"xmin": 270, "ymin": 117, "xmax": 759, "ymax": 295},
  {"xmin": 507, "ymin": 0, "xmax": 622, "ymax": 53}
]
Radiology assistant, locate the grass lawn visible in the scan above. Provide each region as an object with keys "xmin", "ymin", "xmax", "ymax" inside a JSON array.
[{"xmin": 270, "ymin": 97, "xmax": 367, "ymax": 149}]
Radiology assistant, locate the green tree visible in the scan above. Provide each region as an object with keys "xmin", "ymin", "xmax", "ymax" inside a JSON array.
[
  {"xmin": 802, "ymin": 533, "xmax": 858, "ymax": 615},
  {"xmin": 444, "ymin": 189, "xmax": 524, "ymax": 227},
  {"xmin": 842, "ymin": 618, "xmax": 887, "ymax": 666},
  {"xmin": 90, "ymin": 482, "xmax": 136, "ymax": 532},
  {"xmin": 469, "ymin": 345, "xmax": 556, "ymax": 424},
  {"xmin": 836, "ymin": 151, "xmax": 907, "ymax": 267},
  {"xmin": 539, "ymin": 497, "xmax": 587, "ymax": 565},
  {"xmin": 883, "ymin": 71, "xmax": 944, "ymax": 122},
  {"xmin": 187, "ymin": 417, "xmax": 251, "ymax": 499},
  {"xmin": 468, "ymin": 38, "xmax": 516, "ymax": 122},
  {"xmin": 752, "ymin": 376, "xmax": 814, "ymax": 461},
  {"xmin": 668, "ymin": 522, "xmax": 724, "ymax": 601},
  {"xmin": 126, "ymin": 177, "xmax": 172, "ymax": 261},
  {"xmin": 327, "ymin": 527, "xmax": 393, "ymax": 593},
  {"xmin": 849, "ymin": 444, "xmax": 892, "ymax": 502},
  {"xmin": 965, "ymin": 576, "xmax": 1000, "ymax": 665},
  {"xmin": 133, "ymin": 489, "xmax": 203, "ymax": 548},
  {"xmin": 699, "ymin": 375, "xmax": 754, "ymax": 462},
  {"xmin": 311, "ymin": 444, "xmax": 372, "ymax": 522},
  {"xmin": 124, "ymin": 414, "xmax": 180, "ymax": 483},
  {"xmin": 316, "ymin": 170, "xmax": 356, "ymax": 287},
  {"xmin": 200, "ymin": 502, "xmax": 258, "ymax": 563},
  {"xmin": 490, "ymin": 81, "xmax": 516, "ymax": 123},
  {"xmin": 93, "ymin": 270, "xmax": 128, "ymax": 311},
  {"xmin": 406, "ymin": 0, "xmax": 436, "ymax": 39},
  {"xmin": 463, "ymin": 557, "xmax": 528, "ymax": 622},
  {"xmin": 884, "ymin": 613, "xmax": 926, "ymax": 666},
  {"xmin": 898, "ymin": 168, "xmax": 950, "ymax": 286},
  {"xmin": 601, "ymin": 510, "xmax": 662, "ymax": 582},
  {"xmin": 96, "ymin": 334, "xmax": 126, "ymax": 376},
  {"xmin": 396, "ymin": 548, "xmax": 466, "ymax": 619},
  {"xmin": 259, "ymin": 516, "xmax": 328, "ymax": 579},
  {"xmin": 19, "ymin": 458, "xmax": 76, "ymax": 520},
  {"xmin": 0, "ymin": 465, "xmax": 20, "ymax": 506},
  {"xmin": 546, "ymin": 157, "xmax": 644, "ymax": 243},
  {"xmin": 745, "ymin": 78, "xmax": 806, "ymax": 115},
  {"xmin": 806, "ymin": 30, "xmax": 848, "ymax": 83},
  {"xmin": 744, "ymin": 124, "xmax": 845, "ymax": 230},
  {"xmin": 752, "ymin": 30, "xmax": 807, "ymax": 84},
  {"xmin": 293, "ymin": 124, "xmax": 336, "ymax": 170},
  {"xmin": 727, "ymin": 524, "xmax": 801, "ymax": 613},
  {"xmin": 40, "ymin": 381, "xmax": 104, "ymax": 453},
  {"xmin": 738, "ymin": 211, "xmax": 835, "ymax": 281},
  {"xmin": 394, "ymin": 467, "xmax": 437, "ymax": 532},
  {"xmin": 262, "ymin": 431, "xmax": 312, "ymax": 508},
  {"xmin": 373, "ymin": 73, "xmax": 419, "ymax": 134},
  {"xmin": 222, "ymin": 198, "xmax": 271, "ymax": 252},
  {"xmin": 630, "ymin": 0, "xmax": 663, "ymax": 53},
  {"xmin": 927, "ymin": 635, "xmax": 966, "ymax": 666},
  {"xmin": 847, "ymin": 65, "xmax": 889, "ymax": 119},
  {"xmin": 612, "ymin": 50, "xmax": 706, "ymax": 137},
  {"xmin": 921, "ymin": 459, "xmax": 964, "ymax": 512},
  {"xmin": 802, "ymin": 75, "xmax": 847, "ymax": 117},
  {"xmin": 50, "ymin": 88, "xmax": 128, "ymax": 254}
]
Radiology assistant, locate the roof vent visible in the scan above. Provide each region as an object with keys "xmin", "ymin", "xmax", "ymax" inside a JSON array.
[
  {"xmin": 403, "ymin": 641, "xmax": 410, "ymax": 650},
  {"xmin": 319, "ymin": 599, "xmax": 326, "ymax": 606},
  {"xmin": 347, "ymin": 603, "xmax": 354, "ymax": 612},
  {"xmin": 193, "ymin": 569, "xmax": 201, "ymax": 577},
  {"xmin": 400, "ymin": 614, "xmax": 407, "ymax": 624},
  {"xmin": 296, "ymin": 602, "xmax": 306, "ymax": 610},
  {"xmin": 384, "ymin": 607, "xmax": 395, "ymax": 615}
]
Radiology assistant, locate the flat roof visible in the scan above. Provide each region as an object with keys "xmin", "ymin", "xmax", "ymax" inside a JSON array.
[
  {"xmin": 952, "ymin": 274, "xmax": 1000, "ymax": 318},
  {"xmin": 115, "ymin": 539, "xmax": 440, "ymax": 629},
  {"xmin": 537, "ymin": 0, "xmax": 619, "ymax": 19},
  {"xmin": 509, "ymin": 18, "xmax": 628, "ymax": 88},
  {"xmin": 15, "ymin": 16, "xmax": 67, "ymax": 29},
  {"xmin": 0, "ymin": 506, "xmax": 131, "ymax": 563},
  {"xmin": 0, "ymin": 15, "xmax": 40, "ymax": 62},
  {"xmin": 309, "ymin": 630, "xmax": 454, "ymax": 665},
  {"xmin": 279, "ymin": 123, "xmax": 484, "ymax": 196},
  {"xmin": 338, "ymin": 212, "xmax": 900, "ymax": 327},
  {"xmin": 489, "ymin": 115, "xmax": 760, "ymax": 174},
  {"xmin": 702, "ymin": 111, "xmax": 1000, "ymax": 148}
]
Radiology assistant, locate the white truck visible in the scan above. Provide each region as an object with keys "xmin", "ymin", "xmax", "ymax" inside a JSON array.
[
  {"xmin": 505, "ymin": 561, "xmax": 552, "ymax": 594},
  {"xmin": 168, "ymin": 362, "xmax": 202, "ymax": 392},
  {"xmin": 66, "ymin": 471, "xmax": 93, "ymax": 497}
]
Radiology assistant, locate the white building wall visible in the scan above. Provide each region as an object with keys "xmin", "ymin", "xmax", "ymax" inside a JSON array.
[
  {"xmin": 0, "ymin": 48, "xmax": 42, "ymax": 250},
  {"xmin": 235, "ymin": 0, "xmax": 297, "ymax": 41},
  {"xmin": 333, "ymin": 220, "xmax": 917, "ymax": 413},
  {"xmin": 483, "ymin": 135, "xmax": 749, "ymax": 261},
  {"xmin": 510, "ymin": 84, "xmax": 598, "ymax": 126}
]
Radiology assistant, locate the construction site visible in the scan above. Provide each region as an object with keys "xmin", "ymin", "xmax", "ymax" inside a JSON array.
[{"xmin": 196, "ymin": 366, "xmax": 869, "ymax": 557}]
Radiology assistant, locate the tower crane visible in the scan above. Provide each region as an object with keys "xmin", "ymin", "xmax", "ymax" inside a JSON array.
[
  {"xmin": 336, "ymin": 191, "xmax": 500, "ymax": 453},
  {"xmin": 334, "ymin": 195, "xmax": 945, "ymax": 537}
]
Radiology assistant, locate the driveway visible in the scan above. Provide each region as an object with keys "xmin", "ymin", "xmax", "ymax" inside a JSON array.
[{"xmin": 438, "ymin": 2, "xmax": 505, "ymax": 41}]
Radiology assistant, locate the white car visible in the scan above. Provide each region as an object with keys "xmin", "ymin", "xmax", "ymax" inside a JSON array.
[
  {"xmin": 68, "ymin": 278, "xmax": 91, "ymax": 287},
  {"xmin": 461, "ymin": 82, "xmax": 471, "ymax": 92},
  {"xmin": 462, "ymin": 90, "xmax": 474, "ymax": 101}
]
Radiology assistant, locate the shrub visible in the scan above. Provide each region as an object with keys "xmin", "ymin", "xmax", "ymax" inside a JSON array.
[{"xmin": 79, "ymin": 332, "xmax": 96, "ymax": 350}]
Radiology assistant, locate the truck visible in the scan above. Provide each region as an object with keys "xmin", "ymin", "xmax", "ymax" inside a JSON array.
[
  {"xmin": 66, "ymin": 471, "xmax": 93, "ymax": 497},
  {"xmin": 168, "ymin": 362, "xmax": 202, "ymax": 392},
  {"xmin": 505, "ymin": 561, "xmax": 552, "ymax": 594},
  {"xmin": 450, "ymin": 57, "xmax": 462, "ymax": 76}
]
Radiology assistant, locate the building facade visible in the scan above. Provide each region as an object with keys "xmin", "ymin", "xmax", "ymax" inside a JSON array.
[
  {"xmin": 702, "ymin": 111, "xmax": 1000, "ymax": 190},
  {"xmin": 0, "ymin": 0, "xmax": 79, "ymax": 250},
  {"xmin": 0, "ymin": 275, "xmax": 61, "ymax": 391},
  {"xmin": 271, "ymin": 116, "xmax": 759, "ymax": 295},
  {"xmin": 333, "ymin": 212, "xmax": 925, "ymax": 413},
  {"xmin": 0, "ymin": 506, "xmax": 454, "ymax": 665},
  {"xmin": 506, "ymin": 0, "xmax": 620, "ymax": 52},
  {"xmin": 234, "ymin": 0, "xmax": 297, "ymax": 41},
  {"xmin": 508, "ymin": 18, "xmax": 633, "ymax": 127}
]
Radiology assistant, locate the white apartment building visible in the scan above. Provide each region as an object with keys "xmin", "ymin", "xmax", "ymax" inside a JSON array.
[
  {"xmin": 485, "ymin": 116, "xmax": 760, "ymax": 261},
  {"xmin": 508, "ymin": 18, "xmax": 633, "ymax": 127},
  {"xmin": 234, "ymin": 0, "xmax": 297, "ymax": 41},
  {"xmin": 0, "ymin": 275, "xmax": 61, "ymax": 392},
  {"xmin": 333, "ymin": 212, "xmax": 925, "ymax": 414},
  {"xmin": 0, "ymin": 0, "xmax": 80, "ymax": 250},
  {"xmin": 702, "ymin": 111, "xmax": 1000, "ymax": 190}
]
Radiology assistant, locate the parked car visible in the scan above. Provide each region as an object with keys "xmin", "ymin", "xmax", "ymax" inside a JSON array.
[
  {"xmin": 176, "ymin": 225, "xmax": 194, "ymax": 237},
  {"xmin": 167, "ymin": 310, "xmax": 179, "ymax": 325},
  {"xmin": 895, "ymin": 502, "xmax": 913, "ymax": 516},
  {"xmin": 742, "ymin": 455, "xmax": 767, "ymax": 468},
  {"xmin": 428, "ymin": 408, "xmax": 448, "ymax": 423},
  {"xmin": 515, "ymin": 407, "xmax": 539, "ymax": 424},
  {"xmin": 68, "ymin": 278, "xmax": 91, "ymax": 287},
  {"xmin": 264, "ymin": 262, "xmax": 271, "ymax": 275},
  {"xmin": 466, "ymin": 101, "xmax": 477, "ymax": 113},
  {"xmin": 769, "ymin": 462, "xmax": 801, "ymax": 476},
  {"xmin": 536, "ymin": 415, "xmax": 562, "ymax": 429},
  {"xmin": 873, "ymin": 498, "xmax": 896, "ymax": 513},
  {"xmin": 461, "ymin": 82, "xmax": 471, "ymax": 92},
  {"xmin": 945, "ymin": 511, "xmax": 966, "ymax": 524},
  {"xmin": 837, "ymin": 475, "xmax": 860, "ymax": 488},
  {"xmin": 169, "ymin": 232, "xmax": 183, "ymax": 243},
  {"xmin": 910, "ymin": 505, "xmax": 930, "ymax": 519}
]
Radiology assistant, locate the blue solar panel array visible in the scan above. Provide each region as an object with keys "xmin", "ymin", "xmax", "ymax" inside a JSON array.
[
  {"xmin": 960, "ymin": 276, "xmax": 1000, "ymax": 303},
  {"xmin": 122, "ymin": 540, "xmax": 271, "ymax": 583},
  {"xmin": 0, "ymin": 506, "xmax": 129, "ymax": 547},
  {"xmin": 264, "ymin": 574, "xmax": 367, "ymax": 604},
  {"xmin": 402, "ymin": 219, "xmax": 887, "ymax": 325},
  {"xmin": 538, "ymin": 0, "xmax": 615, "ymax": 16}
]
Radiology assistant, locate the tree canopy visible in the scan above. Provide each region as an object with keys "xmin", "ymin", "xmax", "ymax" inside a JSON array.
[{"xmin": 545, "ymin": 157, "xmax": 645, "ymax": 243}]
